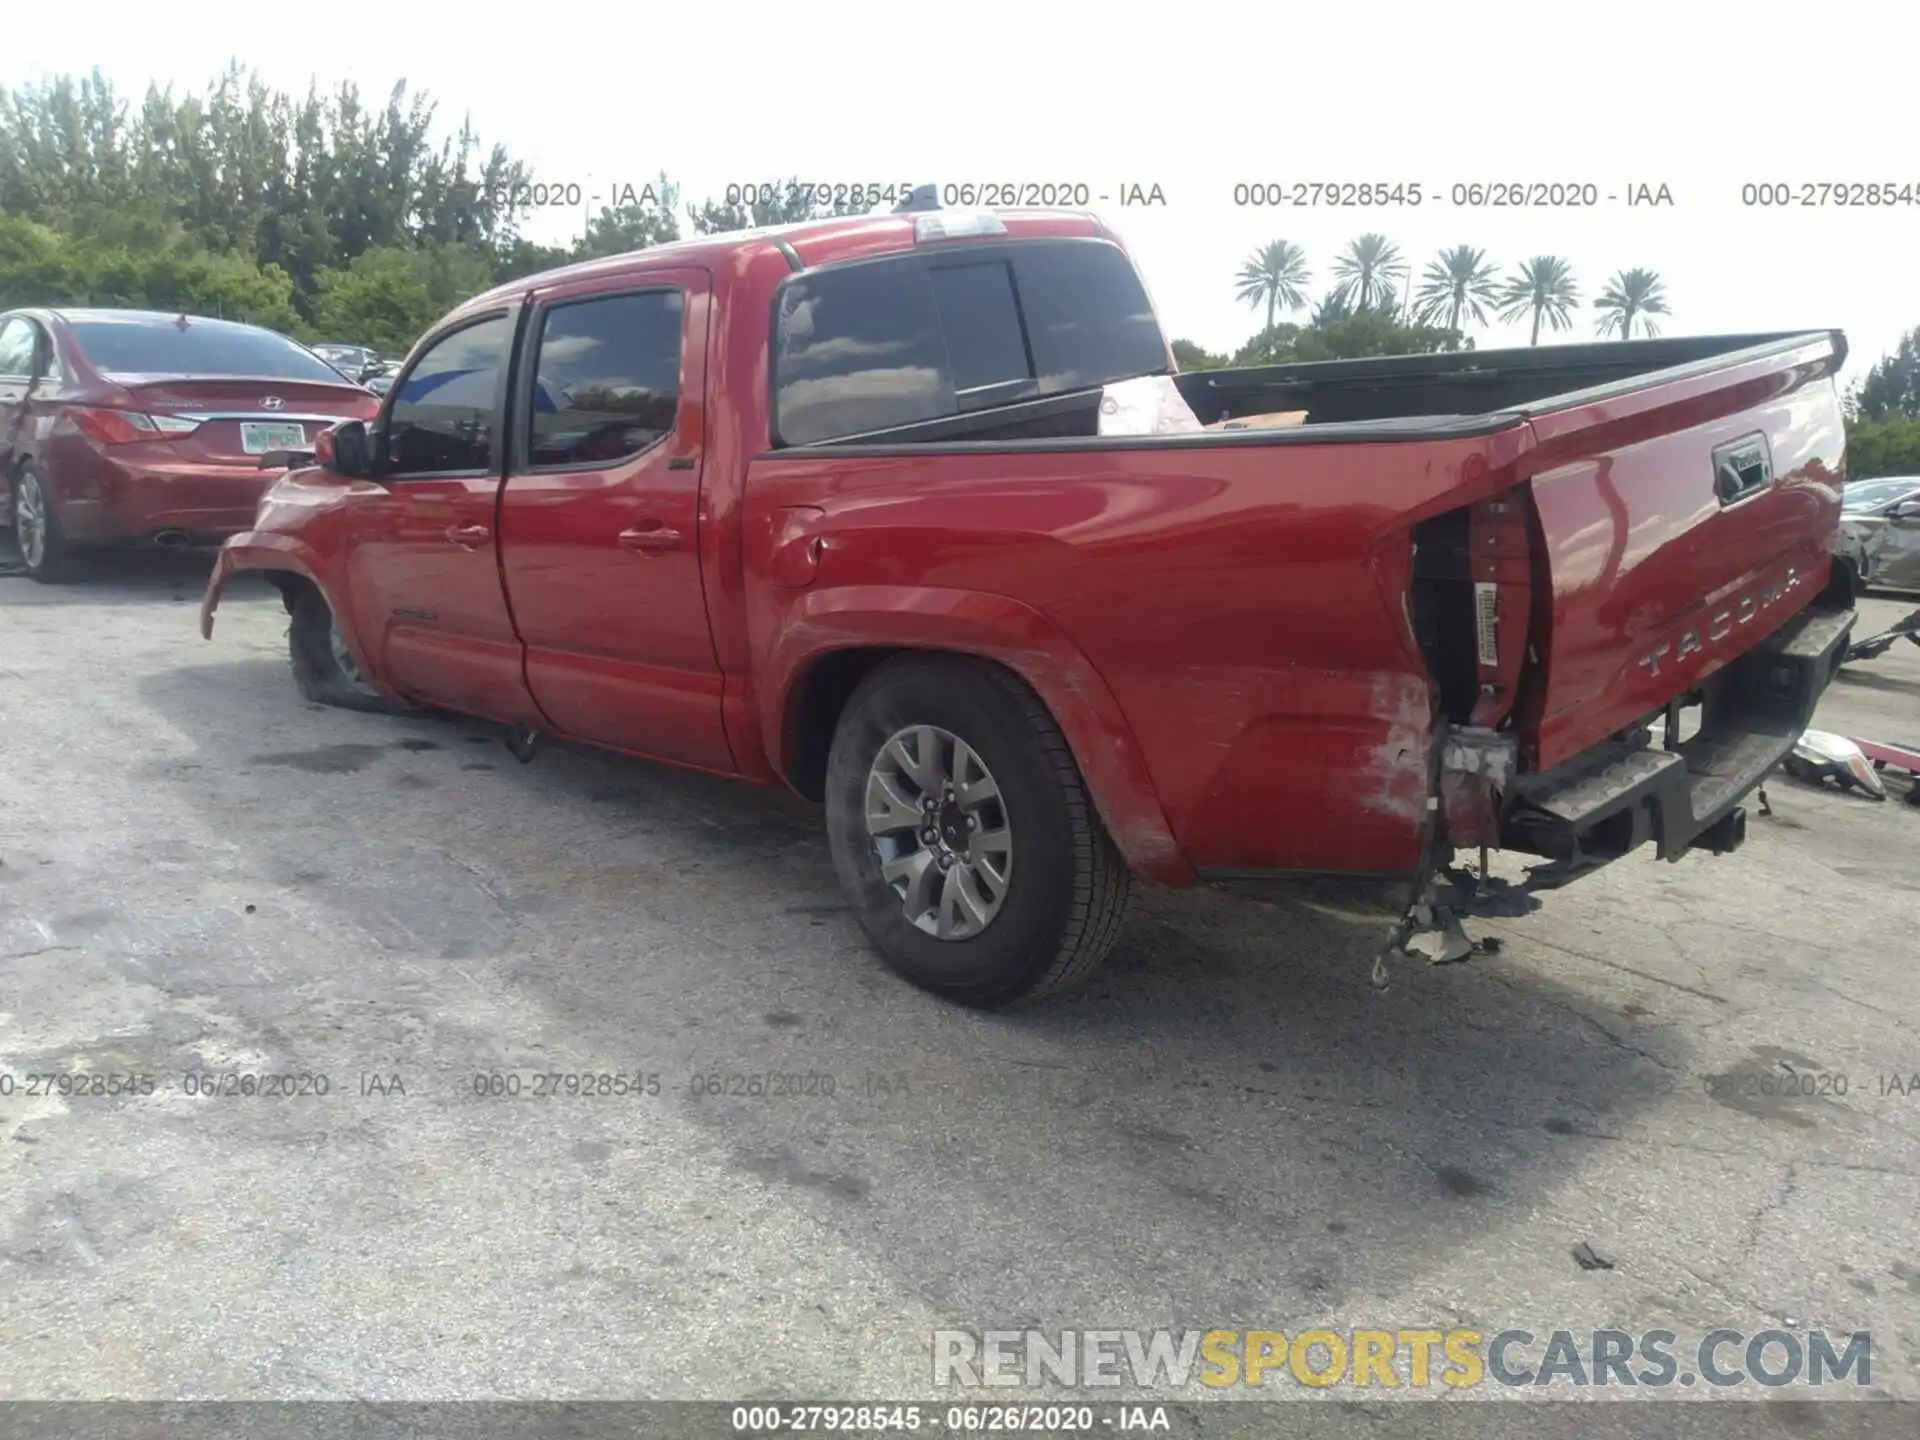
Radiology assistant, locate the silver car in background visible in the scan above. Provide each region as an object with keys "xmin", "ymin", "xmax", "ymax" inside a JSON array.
[
  {"xmin": 311, "ymin": 342, "xmax": 379, "ymax": 380},
  {"xmin": 360, "ymin": 359, "xmax": 400, "ymax": 396},
  {"xmin": 1839, "ymin": 476, "xmax": 1920, "ymax": 592}
]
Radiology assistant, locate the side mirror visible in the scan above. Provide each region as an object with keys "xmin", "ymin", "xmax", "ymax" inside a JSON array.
[
  {"xmin": 318, "ymin": 418, "xmax": 375, "ymax": 479},
  {"xmin": 1891, "ymin": 499, "xmax": 1920, "ymax": 521}
]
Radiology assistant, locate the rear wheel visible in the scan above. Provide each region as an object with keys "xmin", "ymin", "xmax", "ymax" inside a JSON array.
[
  {"xmin": 10, "ymin": 463, "xmax": 82, "ymax": 583},
  {"xmin": 287, "ymin": 582, "xmax": 417, "ymax": 715},
  {"xmin": 824, "ymin": 655, "xmax": 1133, "ymax": 1007}
]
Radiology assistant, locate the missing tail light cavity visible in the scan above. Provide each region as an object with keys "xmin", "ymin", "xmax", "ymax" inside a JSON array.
[{"xmin": 1409, "ymin": 507, "xmax": 1478, "ymax": 723}]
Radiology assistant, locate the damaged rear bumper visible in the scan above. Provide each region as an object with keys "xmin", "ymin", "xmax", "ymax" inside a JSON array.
[{"xmin": 1500, "ymin": 603, "xmax": 1855, "ymax": 871}]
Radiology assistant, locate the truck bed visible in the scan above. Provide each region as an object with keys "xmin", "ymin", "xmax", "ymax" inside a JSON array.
[
  {"xmin": 752, "ymin": 328, "xmax": 1851, "ymax": 880},
  {"xmin": 796, "ymin": 331, "xmax": 1845, "ymax": 449},
  {"xmin": 1171, "ymin": 330, "xmax": 1847, "ymax": 430}
]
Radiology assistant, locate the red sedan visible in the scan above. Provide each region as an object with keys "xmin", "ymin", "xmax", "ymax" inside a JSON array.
[{"xmin": 0, "ymin": 308, "xmax": 381, "ymax": 582}]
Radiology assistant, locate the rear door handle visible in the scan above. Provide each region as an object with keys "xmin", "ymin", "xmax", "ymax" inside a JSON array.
[
  {"xmin": 446, "ymin": 523, "xmax": 490, "ymax": 549},
  {"xmin": 619, "ymin": 523, "xmax": 684, "ymax": 553}
]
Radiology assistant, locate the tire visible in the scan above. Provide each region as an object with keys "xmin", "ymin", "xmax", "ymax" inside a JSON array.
[
  {"xmin": 9, "ymin": 462, "xmax": 83, "ymax": 583},
  {"xmin": 287, "ymin": 582, "xmax": 417, "ymax": 715},
  {"xmin": 824, "ymin": 655, "xmax": 1133, "ymax": 1007}
]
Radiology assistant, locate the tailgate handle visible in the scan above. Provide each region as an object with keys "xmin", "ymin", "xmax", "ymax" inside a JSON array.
[{"xmin": 1712, "ymin": 434, "xmax": 1773, "ymax": 506}]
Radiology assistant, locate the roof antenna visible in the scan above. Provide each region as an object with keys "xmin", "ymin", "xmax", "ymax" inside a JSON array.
[
  {"xmin": 893, "ymin": 183, "xmax": 940, "ymax": 214},
  {"xmin": 174, "ymin": 313, "xmax": 192, "ymax": 331}
]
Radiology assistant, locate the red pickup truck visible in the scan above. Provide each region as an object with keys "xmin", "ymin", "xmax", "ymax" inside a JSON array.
[{"xmin": 200, "ymin": 207, "xmax": 1856, "ymax": 1006}]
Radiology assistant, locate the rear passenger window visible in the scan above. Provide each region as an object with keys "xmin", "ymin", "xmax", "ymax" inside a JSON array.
[
  {"xmin": 774, "ymin": 261, "xmax": 952, "ymax": 445},
  {"xmin": 527, "ymin": 290, "xmax": 684, "ymax": 468},
  {"xmin": 386, "ymin": 315, "xmax": 512, "ymax": 475},
  {"xmin": 770, "ymin": 239, "xmax": 1167, "ymax": 447}
]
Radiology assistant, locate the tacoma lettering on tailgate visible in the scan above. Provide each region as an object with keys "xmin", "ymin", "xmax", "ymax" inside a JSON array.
[{"xmin": 1638, "ymin": 565, "xmax": 1801, "ymax": 680}]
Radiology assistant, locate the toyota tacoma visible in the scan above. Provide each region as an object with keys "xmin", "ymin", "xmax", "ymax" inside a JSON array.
[{"xmin": 200, "ymin": 206, "xmax": 1857, "ymax": 1006}]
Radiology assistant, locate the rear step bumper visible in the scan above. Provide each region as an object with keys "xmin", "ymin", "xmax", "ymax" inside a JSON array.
[{"xmin": 1503, "ymin": 604, "xmax": 1855, "ymax": 866}]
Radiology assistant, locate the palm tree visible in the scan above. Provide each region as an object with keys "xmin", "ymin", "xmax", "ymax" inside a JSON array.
[
  {"xmin": 1233, "ymin": 240, "xmax": 1312, "ymax": 332},
  {"xmin": 1593, "ymin": 267, "xmax": 1669, "ymax": 340},
  {"xmin": 1498, "ymin": 256, "xmax": 1580, "ymax": 346},
  {"xmin": 1413, "ymin": 246, "xmax": 1502, "ymax": 334},
  {"xmin": 1331, "ymin": 234, "xmax": 1404, "ymax": 312},
  {"xmin": 1310, "ymin": 291, "xmax": 1353, "ymax": 327}
]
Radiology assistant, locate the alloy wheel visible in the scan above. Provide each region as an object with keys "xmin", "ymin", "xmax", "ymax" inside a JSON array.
[
  {"xmin": 865, "ymin": 724, "xmax": 1013, "ymax": 939},
  {"xmin": 15, "ymin": 473, "xmax": 46, "ymax": 569}
]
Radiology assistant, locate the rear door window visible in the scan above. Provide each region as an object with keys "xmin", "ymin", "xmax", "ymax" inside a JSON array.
[
  {"xmin": 524, "ymin": 290, "xmax": 684, "ymax": 468},
  {"xmin": 770, "ymin": 239, "xmax": 1166, "ymax": 446}
]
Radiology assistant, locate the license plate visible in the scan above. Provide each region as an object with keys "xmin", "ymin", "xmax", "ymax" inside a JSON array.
[{"xmin": 241, "ymin": 422, "xmax": 307, "ymax": 455}]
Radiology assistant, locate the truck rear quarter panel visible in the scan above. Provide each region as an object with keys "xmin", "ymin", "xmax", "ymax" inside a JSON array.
[{"xmin": 741, "ymin": 432, "xmax": 1528, "ymax": 881}]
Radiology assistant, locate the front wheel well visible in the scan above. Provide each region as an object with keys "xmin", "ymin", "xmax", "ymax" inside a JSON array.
[{"xmin": 261, "ymin": 569, "xmax": 318, "ymax": 617}]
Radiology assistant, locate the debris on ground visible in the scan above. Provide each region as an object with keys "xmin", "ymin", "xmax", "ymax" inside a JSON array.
[{"xmin": 1572, "ymin": 1242, "xmax": 1615, "ymax": 1271}]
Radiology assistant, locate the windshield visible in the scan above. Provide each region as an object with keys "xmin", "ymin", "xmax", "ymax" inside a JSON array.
[
  {"xmin": 69, "ymin": 315, "xmax": 348, "ymax": 382},
  {"xmin": 1842, "ymin": 478, "xmax": 1920, "ymax": 512}
]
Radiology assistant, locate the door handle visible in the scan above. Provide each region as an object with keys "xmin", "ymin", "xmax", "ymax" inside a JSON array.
[
  {"xmin": 618, "ymin": 523, "xmax": 684, "ymax": 553},
  {"xmin": 446, "ymin": 523, "xmax": 490, "ymax": 549}
]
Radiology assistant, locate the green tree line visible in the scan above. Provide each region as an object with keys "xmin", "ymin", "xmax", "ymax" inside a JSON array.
[
  {"xmin": 5, "ymin": 64, "xmax": 1917, "ymax": 476},
  {"xmin": 0, "ymin": 66, "xmax": 862, "ymax": 353},
  {"xmin": 1844, "ymin": 327, "xmax": 1920, "ymax": 478}
]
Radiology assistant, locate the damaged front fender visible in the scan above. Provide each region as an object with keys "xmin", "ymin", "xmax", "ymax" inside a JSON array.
[
  {"xmin": 199, "ymin": 531, "xmax": 329, "ymax": 640},
  {"xmin": 199, "ymin": 546, "xmax": 237, "ymax": 639}
]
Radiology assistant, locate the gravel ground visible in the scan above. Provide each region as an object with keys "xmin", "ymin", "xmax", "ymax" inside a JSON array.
[{"xmin": 2, "ymin": 553, "xmax": 1917, "ymax": 1422}]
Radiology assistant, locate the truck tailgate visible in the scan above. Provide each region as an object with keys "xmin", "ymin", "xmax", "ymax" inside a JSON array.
[{"xmin": 1519, "ymin": 331, "xmax": 1849, "ymax": 771}]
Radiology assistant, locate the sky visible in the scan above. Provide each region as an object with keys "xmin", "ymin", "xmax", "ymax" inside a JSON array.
[{"xmin": 9, "ymin": 0, "xmax": 1915, "ymax": 386}]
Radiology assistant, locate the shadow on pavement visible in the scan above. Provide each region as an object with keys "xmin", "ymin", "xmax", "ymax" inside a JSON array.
[{"xmin": 129, "ymin": 654, "xmax": 1683, "ymax": 1329}]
